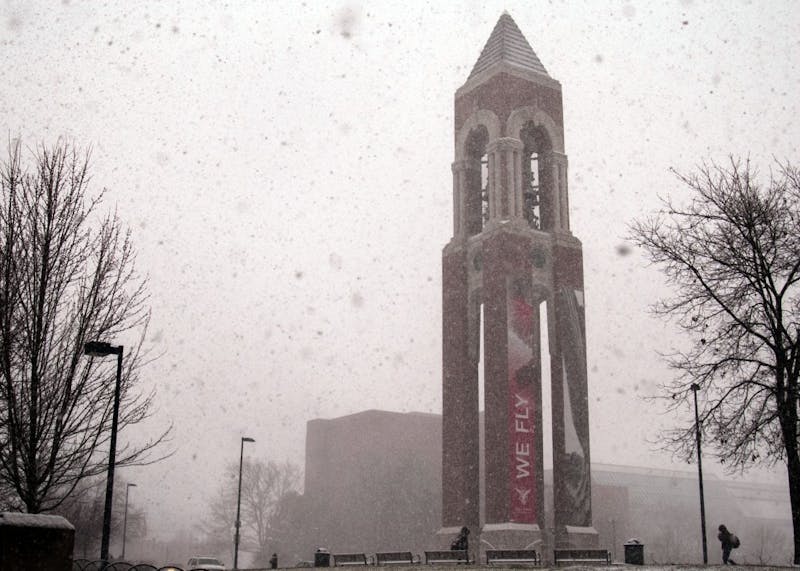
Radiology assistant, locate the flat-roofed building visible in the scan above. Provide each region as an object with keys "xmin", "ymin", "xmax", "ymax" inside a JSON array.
[{"xmin": 290, "ymin": 409, "xmax": 791, "ymax": 565}]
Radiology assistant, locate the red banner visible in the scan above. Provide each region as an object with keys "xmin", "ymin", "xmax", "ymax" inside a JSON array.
[{"xmin": 507, "ymin": 293, "xmax": 537, "ymax": 523}]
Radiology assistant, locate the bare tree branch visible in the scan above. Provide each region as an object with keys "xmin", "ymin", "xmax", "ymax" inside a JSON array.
[
  {"xmin": 629, "ymin": 157, "xmax": 800, "ymax": 563},
  {"xmin": 0, "ymin": 139, "xmax": 170, "ymax": 513},
  {"xmin": 201, "ymin": 458, "xmax": 302, "ymax": 566}
]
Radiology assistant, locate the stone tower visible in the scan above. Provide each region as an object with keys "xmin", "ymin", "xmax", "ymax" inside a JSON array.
[{"xmin": 441, "ymin": 13, "xmax": 597, "ymax": 553}]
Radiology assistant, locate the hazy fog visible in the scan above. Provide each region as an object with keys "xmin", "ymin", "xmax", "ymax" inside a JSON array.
[{"xmin": 2, "ymin": 0, "xmax": 798, "ymax": 541}]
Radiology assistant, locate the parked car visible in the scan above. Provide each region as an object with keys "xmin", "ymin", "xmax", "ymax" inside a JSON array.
[{"xmin": 186, "ymin": 556, "xmax": 226, "ymax": 570}]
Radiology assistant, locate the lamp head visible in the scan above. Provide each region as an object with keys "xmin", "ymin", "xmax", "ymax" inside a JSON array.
[
  {"xmin": 242, "ymin": 437, "xmax": 255, "ymax": 443},
  {"xmin": 84, "ymin": 341, "xmax": 122, "ymax": 356}
]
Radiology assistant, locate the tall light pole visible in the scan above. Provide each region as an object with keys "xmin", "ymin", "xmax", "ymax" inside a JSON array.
[
  {"xmin": 610, "ymin": 518, "xmax": 617, "ymax": 562},
  {"xmin": 122, "ymin": 483, "xmax": 137, "ymax": 560},
  {"xmin": 234, "ymin": 436, "xmax": 255, "ymax": 570},
  {"xmin": 84, "ymin": 340, "xmax": 124, "ymax": 568},
  {"xmin": 691, "ymin": 383, "xmax": 708, "ymax": 564}
]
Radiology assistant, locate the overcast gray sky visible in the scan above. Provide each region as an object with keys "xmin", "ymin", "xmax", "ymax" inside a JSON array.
[{"xmin": 2, "ymin": 0, "xmax": 799, "ymax": 538}]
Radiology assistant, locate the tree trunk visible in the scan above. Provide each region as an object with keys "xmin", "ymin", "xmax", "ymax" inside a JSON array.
[
  {"xmin": 781, "ymin": 367, "xmax": 800, "ymax": 566},
  {"xmin": 787, "ymin": 453, "xmax": 800, "ymax": 565},
  {"xmin": 784, "ymin": 412, "xmax": 800, "ymax": 566}
]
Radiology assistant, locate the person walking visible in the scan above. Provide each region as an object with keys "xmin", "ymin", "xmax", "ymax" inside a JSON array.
[
  {"xmin": 718, "ymin": 524, "xmax": 739, "ymax": 565},
  {"xmin": 269, "ymin": 552, "xmax": 278, "ymax": 569}
]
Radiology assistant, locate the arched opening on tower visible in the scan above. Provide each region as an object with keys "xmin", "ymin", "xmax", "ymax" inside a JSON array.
[
  {"xmin": 525, "ymin": 153, "xmax": 541, "ymax": 229},
  {"xmin": 464, "ymin": 126, "xmax": 489, "ymax": 237},
  {"xmin": 520, "ymin": 123, "xmax": 553, "ymax": 231},
  {"xmin": 481, "ymin": 154, "xmax": 489, "ymax": 226}
]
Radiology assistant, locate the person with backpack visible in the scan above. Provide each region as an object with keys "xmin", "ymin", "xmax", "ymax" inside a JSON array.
[{"xmin": 718, "ymin": 524, "xmax": 740, "ymax": 565}]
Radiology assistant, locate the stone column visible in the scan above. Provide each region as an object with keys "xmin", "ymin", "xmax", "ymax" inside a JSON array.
[
  {"xmin": 442, "ymin": 246, "xmax": 481, "ymax": 536},
  {"xmin": 479, "ymin": 231, "xmax": 545, "ymax": 558},
  {"xmin": 451, "ymin": 160, "xmax": 470, "ymax": 237},
  {"xmin": 550, "ymin": 153, "xmax": 569, "ymax": 232},
  {"xmin": 486, "ymin": 138, "xmax": 524, "ymax": 221},
  {"xmin": 550, "ymin": 241, "xmax": 596, "ymax": 548}
]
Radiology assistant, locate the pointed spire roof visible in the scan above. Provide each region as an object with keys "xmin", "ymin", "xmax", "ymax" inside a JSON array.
[{"xmin": 468, "ymin": 13, "xmax": 549, "ymax": 80}]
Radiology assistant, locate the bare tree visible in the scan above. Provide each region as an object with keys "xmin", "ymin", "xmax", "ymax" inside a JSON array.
[
  {"xmin": 629, "ymin": 157, "xmax": 800, "ymax": 563},
  {"xmin": 202, "ymin": 458, "xmax": 302, "ymax": 565},
  {"xmin": 0, "ymin": 139, "xmax": 169, "ymax": 513},
  {"xmin": 55, "ymin": 475, "xmax": 146, "ymax": 559}
]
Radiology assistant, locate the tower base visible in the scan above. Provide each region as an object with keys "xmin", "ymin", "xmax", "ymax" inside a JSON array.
[
  {"xmin": 434, "ymin": 526, "xmax": 463, "ymax": 549},
  {"xmin": 555, "ymin": 525, "xmax": 599, "ymax": 549},
  {"xmin": 479, "ymin": 523, "xmax": 542, "ymax": 563},
  {"xmin": 434, "ymin": 526, "xmax": 477, "ymax": 563}
]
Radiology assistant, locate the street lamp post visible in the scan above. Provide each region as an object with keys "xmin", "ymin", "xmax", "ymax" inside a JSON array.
[
  {"xmin": 122, "ymin": 483, "xmax": 137, "ymax": 560},
  {"xmin": 84, "ymin": 340, "xmax": 124, "ymax": 568},
  {"xmin": 234, "ymin": 436, "xmax": 255, "ymax": 570},
  {"xmin": 691, "ymin": 383, "xmax": 708, "ymax": 564},
  {"xmin": 610, "ymin": 518, "xmax": 617, "ymax": 562}
]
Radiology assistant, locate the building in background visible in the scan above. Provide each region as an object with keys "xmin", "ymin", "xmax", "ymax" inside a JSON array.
[
  {"xmin": 292, "ymin": 409, "xmax": 791, "ymax": 566},
  {"xmin": 300, "ymin": 410, "xmax": 441, "ymax": 557}
]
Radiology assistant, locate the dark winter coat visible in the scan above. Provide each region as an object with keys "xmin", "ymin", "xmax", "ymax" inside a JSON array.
[
  {"xmin": 450, "ymin": 526, "xmax": 469, "ymax": 551},
  {"xmin": 718, "ymin": 525, "xmax": 734, "ymax": 549}
]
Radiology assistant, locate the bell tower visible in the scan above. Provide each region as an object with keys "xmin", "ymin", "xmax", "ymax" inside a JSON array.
[{"xmin": 441, "ymin": 13, "xmax": 597, "ymax": 554}]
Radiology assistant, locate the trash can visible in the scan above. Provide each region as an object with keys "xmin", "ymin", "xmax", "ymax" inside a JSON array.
[
  {"xmin": 314, "ymin": 548, "xmax": 330, "ymax": 567},
  {"xmin": 624, "ymin": 539, "xmax": 644, "ymax": 565}
]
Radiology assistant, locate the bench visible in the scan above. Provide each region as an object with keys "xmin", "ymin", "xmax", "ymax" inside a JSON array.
[
  {"xmin": 424, "ymin": 550, "xmax": 469, "ymax": 565},
  {"xmin": 333, "ymin": 553, "xmax": 370, "ymax": 566},
  {"xmin": 376, "ymin": 552, "xmax": 420, "ymax": 565},
  {"xmin": 486, "ymin": 549, "xmax": 539, "ymax": 565},
  {"xmin": 554, "ymin": 549, "xmax": 610, "ymax": 566}
]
